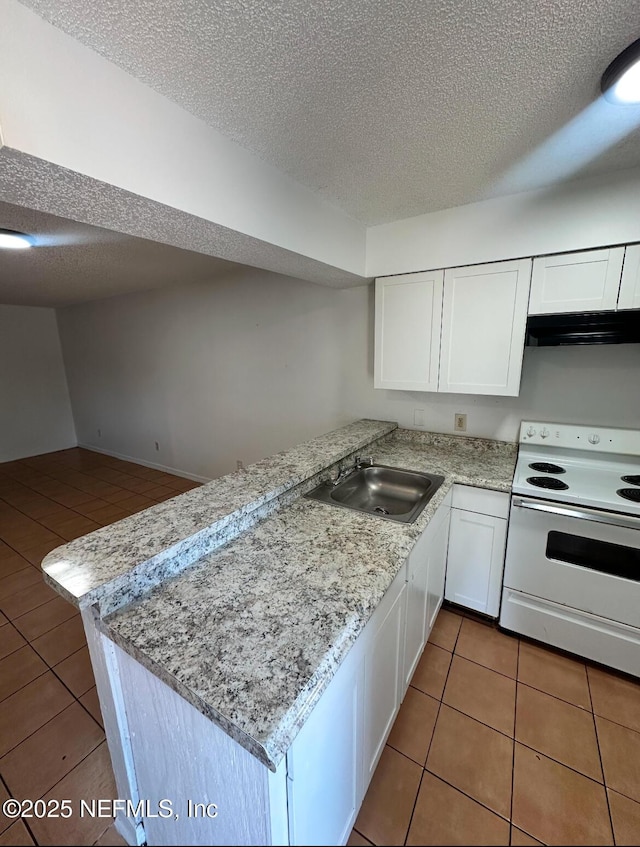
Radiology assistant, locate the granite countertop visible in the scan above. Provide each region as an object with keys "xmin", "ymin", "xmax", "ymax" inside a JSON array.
[
  {"xmin": 41, "ymin": 419, "xmax": 397, "ymax": 614},
  {"xmin": 99, "ymin": 424, "xmax": 517, "ymax": 771}
]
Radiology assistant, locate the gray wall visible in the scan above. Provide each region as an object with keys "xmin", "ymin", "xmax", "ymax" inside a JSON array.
[
  {"xmin": 57, "ymin": 269, "xmax": 352, "ymax": 480},
  {"xmin": 0, "ymin": 304, "xmax": 76, "ymax": 461},
  {"xmin": 57, "ymin": 272, "xmax": 640, "ymax": 480}
]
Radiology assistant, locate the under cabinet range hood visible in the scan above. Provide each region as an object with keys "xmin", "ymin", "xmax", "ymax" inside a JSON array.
[{"xmin": 526, "ymin": 310, "xmax": 640, "ymax": 346}]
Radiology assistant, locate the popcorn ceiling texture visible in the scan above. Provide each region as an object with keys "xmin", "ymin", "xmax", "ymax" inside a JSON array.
[
  {"xmin": 21, "ymin": 0, "xmax": 640, "ymax": 224},
  {"xmin": 0, "ymin": 150, "xmax": 365, "ymax": 302}
]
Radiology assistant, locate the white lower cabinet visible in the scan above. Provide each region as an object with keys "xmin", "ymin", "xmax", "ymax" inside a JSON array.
[
  {"xmin": 445, "ymin": 486, "xmax": 508, "ymax": 618},
  {"xmin": 286, "ymin": 498, "xmax": 453, "ymax": 846},
  {"xmin": 285, "ymin": 562, "xmax": 407, "ymax": 846},
  {"xmin": 363, "ymin": 578, "xmax": 407, "ymax": 782},
  {"xmin": 286, "ymin": 641, "xmax": 364, "ymax": 847},
  {"xmin": 403, "ymin": 494, "xmax": 451, "ymax": 692}
]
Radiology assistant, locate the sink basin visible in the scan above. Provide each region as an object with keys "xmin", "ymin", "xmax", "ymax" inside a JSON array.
[{"xmin": 305, "ymin": 464, "xmax": 444, "ymax": 524}]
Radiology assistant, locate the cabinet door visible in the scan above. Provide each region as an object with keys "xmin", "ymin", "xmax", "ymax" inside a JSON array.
[
  {"xmin": 374, "ymin": 271, "xmax": 444, "ymax": 391},
  {"xmin": 618, "ymin": 245, "xmax": 640, "ymax": 310},
  {"xmin": 403, "ymin": 538, "xmax": 430, "ymax": 693},
  {"xmin": 363, "ymin": 581, "xmax": 407, "ymax": 783},
  {"xmin": 529, "ymin": 248, "xmax": 624, "ymax": 314},
  {"xmin": 287, "ymin": 647, "xmax": 364, "ymax": 846},
  {"xmin": 426, "ymin": 507, "xmax": 451, "ymax": 636},
  {"xmin": 439, "ymin": 259, "xmax": 531, "ymax": 396},
  {"xmin": 445, "ymin": 508, "xmax": 507, "ymax": 617}
]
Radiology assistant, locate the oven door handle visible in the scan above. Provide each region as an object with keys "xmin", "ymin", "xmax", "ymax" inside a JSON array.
[{"xmin": 512, "ymin": 496, "xmax": 640, "ymax": 531}]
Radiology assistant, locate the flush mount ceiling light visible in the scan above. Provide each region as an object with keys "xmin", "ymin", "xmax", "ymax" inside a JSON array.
[
  {"xmin": 0, "ymin": 229, "xmax": 34, "ymax": 250},
  {"xmin": 601, "ymin": 37, "xmax": 640, "ymax": 104}
]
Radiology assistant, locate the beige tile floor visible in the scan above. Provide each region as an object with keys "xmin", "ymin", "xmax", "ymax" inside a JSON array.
[
  {"xmin": 0, "ymin": 447, "xmax": 198, "ymax": 846},
  {"xmin": 2, "ymin": 448, "xmax": 639, "ymax": 846},
  {"xmin": 349, "ymin": 608, "xmax": 640, "ymax": 846}
]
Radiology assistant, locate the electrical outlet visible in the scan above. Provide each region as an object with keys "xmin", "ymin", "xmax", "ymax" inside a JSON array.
[
  {"xmin": 413, "ymin": 408, "xmax": 425, "ymax": 427},
  {"xmin": 454, "ymin": 413, "xmax": 467, "ymax": 432},
  {"xmin": 155, "ymin": 441, "xmax": 160, "ymax": 451},
  {"xmin": 236, "ymin": 459, "xmax": 244, "ymax": 471}
]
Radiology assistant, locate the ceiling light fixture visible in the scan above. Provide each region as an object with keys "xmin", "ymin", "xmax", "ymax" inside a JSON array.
[
  {"xmin": 0, "ymin": 229, "xmax": 34, "ymax": 250},
  {"xmin": 601, "ymin": 37, "xmax": 640, "ymax": 104}
]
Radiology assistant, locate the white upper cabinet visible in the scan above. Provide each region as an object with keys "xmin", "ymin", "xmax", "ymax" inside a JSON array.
[
  {"xmin": 374, "ymin": 271, "xmax": 444, "ymax": 392},
  {"xmin": 529, "ymin": 247, "xmax": 625, "ymax": 315},
  {"xmin": 439, "ymin": 258, "xmax": 532, "ymax": 397},
  {"xmin": 618, "ymin": 245, "xmax": 640, "ymax": 310}
]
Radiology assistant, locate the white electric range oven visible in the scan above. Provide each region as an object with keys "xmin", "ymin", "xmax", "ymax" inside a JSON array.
[{"xmin": 500, "ymin": 421, "xmax": 640, "ymax": 677}]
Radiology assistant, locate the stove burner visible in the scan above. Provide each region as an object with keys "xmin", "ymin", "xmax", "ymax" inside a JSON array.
[
  {"xmin": 528, "ymin": 462, "xmax": 566, "ymax": 474},
  {"xmin": 527, "ymin": 476, "xmax": 569, "ymax": 491},
  {"xmin": 618, "ymin": 488, "xmax": 640, "ymax": 503},
  {"xmin": 621, "ymin": 475, "xmax": 640, "ymax": 486}
]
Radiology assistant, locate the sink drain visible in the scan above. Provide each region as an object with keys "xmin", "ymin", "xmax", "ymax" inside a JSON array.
[{"xmin": 374, "ymin": 506, "xmax": 389, "ymax": 515}]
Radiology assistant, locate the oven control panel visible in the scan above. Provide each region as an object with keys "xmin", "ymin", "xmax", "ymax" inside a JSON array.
[{"xmin": 520, "ymin": 421, "xmax": 640, "ymax": 456}]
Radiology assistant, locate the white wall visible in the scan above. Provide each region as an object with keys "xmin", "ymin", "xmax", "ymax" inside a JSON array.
[
  {"xmin": 58, "ymin": 273, "xmax": 640, "ymax": 482},
  {"xmin": 0, "ymin": 304, "xmax": 76, "ymax": 461},
  {"xmin": 57, "ymin": 270, "xmax": 354, "ymax": 480},
  {"xmin": 367, "ymin": 167, "xmax": 640, "ymax": 277},
  {"xmin": 338, "ymin": 285, "xmax": 640, "ymax": 443}
]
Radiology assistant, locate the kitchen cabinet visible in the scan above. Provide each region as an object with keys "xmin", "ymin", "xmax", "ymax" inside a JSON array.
[
  {"xmin": 403, "ymin": 493, "xmax": 451, "ymax": 691},
  {"xmin": 374, "ymin": 259, "xmax": 531, "ymax": 397},
  {"xmin": 288, "ymin": 561, "xmax": 407, "ymax": 845},
  {"xmin": 618, "ymin": 244, "xmax": 640, "ymax": 310},
  {"xmin": 362, "ymin": 578, "xmax": 407, "ymax": 782},
  {"xmin": 287, "ymin": 636, "xmax": 364, "ymax": 847},
  {"xmin": 445, "ymin": 485, "xmax": 509, "ymax": 618},
  {"xmin": 528, "ymin": 247, "xmax": 625, "ymax": 314},
  {"xmin": 374, "ymin": 271, "xmax": 443, "ymax": 391},
  {"xmin": 439, "ymin": 259, "xmax": 532, "ymax": 396}
]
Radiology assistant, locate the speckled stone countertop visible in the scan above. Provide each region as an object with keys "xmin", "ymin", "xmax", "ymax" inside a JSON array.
[
  {"xmin": 41, "ymin": 419, "xmax": 397, "ymax": 614},
  {"xmin": 101, "ymin": 425, "xmax": 517, "ymax": 771}
]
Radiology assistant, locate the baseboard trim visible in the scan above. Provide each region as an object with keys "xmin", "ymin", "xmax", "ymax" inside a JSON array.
[{"xmin": 77, "ymin": 443, "xmax": 211, "ymax": 484}]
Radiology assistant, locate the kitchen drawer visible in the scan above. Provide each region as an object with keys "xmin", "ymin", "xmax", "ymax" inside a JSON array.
[{"xmin": 451, "ymin": 484, "xmax": 509, "ymax": 519}]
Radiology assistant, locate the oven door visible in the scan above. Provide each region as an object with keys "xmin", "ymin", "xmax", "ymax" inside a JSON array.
[{"xmin": 503, "ymin": 495, "xmax": 640, "ymax": 627}]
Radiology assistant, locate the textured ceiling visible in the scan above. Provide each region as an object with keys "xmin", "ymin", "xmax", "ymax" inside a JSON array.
[
  {"xmin": 0, "ymin": 149, "xmax": 366, "ymax": 307},
  {"xmin": 20, "ymin": 0, "xmax": 640, "ymax": 224},
  {"xmin": 0, "ymin": 200, "xmax": 242, "ymax": 306}
]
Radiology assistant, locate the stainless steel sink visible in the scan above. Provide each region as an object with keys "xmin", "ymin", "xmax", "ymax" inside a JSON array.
[{"xmin": 305, "ymin": 464, "xmax": 444, "ymax": 524}]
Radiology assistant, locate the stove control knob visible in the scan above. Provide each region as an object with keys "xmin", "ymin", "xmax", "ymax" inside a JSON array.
[
  {"xmin": 588, "ymin": 433, "xmax": 600, "ymax": 445},
  {"xmin": 540, "ymin": 427, "xmax": 550, "ymax": 439},
  {"xmin": 526, "ymin": 426, "xmax": 537, "ymax": 438}
]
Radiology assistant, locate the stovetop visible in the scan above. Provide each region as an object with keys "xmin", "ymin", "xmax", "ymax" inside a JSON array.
[{"xmin": 513, "ymin": 422, "xmax": 640, "ymax": 517}]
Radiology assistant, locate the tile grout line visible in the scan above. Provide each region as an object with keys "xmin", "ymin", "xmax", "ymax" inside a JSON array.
[
  {"xmin": 587, "ymin": 669, "xmax": 617, "ymax": 844},
  {"xmin": 0, "ymin": 771, "xmax": 38, "ymax": 845},
  {"xmin": 420, "ymin": 765, "xmax": 514, "ymax": 825},
  {"xmin": 0, "ymin": 658, "xmax": 49, "ymax": 706},
  {"xmin": 11, "ymin": 605, "xmax": 80, "ymax": 646},
  {"xmin": 509, "ymin": 637, "xmax": 519, "ymax": 845},
  {"xmin": 403, "ymin": 620, "xmax": 461, "ymax": 845},
  {"xmin": 0, "ymin": 674, "xmax": 103, "ymax": 761}
]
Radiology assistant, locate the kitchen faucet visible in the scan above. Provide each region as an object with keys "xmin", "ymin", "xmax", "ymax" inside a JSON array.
[{"xmin": 330, "ymin": 455, "xmax": 374, "ymax": 486}]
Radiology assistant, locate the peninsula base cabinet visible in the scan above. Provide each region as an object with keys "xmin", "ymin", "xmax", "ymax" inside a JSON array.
[
  {"xmin": 403, "ymin": 489, "xmax": 452, "ymax": 690},
  {"xmin": 444, "ymin": 485, "xmax": 509, "ymax": 618},
  {"xmin": 88, "ymin": 501, "xmax": 452, "ymax": 847}
]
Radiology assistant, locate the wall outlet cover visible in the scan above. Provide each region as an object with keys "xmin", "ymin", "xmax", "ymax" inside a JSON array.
[
  {"xmin": 413, "ymin": 409, "xmax": 426, "ymax": 427},
  {"xmin": 454, "ymin": 413, "xmax": 467, "ymax": 432}
]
